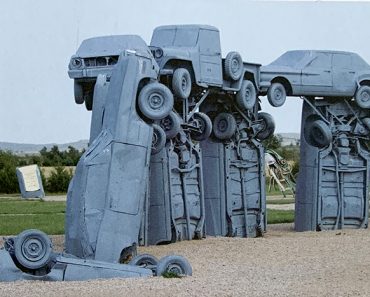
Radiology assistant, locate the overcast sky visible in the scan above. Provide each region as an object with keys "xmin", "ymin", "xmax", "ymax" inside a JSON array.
[{"xmin": 1, "ymin": 0, "xmax": 370, "ymax": 144}]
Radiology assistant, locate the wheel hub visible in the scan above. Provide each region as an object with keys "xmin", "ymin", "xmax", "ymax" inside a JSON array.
[
  {"xmin": 231, "ymin": 59, "xmax": 239, "ymax": 73},
  {"xmin": 361, "ymin": 91, "xmax": 369, "ymax": 102},
  {"xmin": 218, "ymin": 119, "xmax": 228, "ymax": 132},
  {"xmin": 148, "ymin": 93, "xmax": 164, "ymax": 109},
  {"xmin": 181, "ymin": 77, "xmax": 187, "ymax": 91},
  {"xmin": 167, "ymin": 263, "xmax": 184, "ymax": 275},
  {"xmin": 274, "ymin": 89, "xmax": 282, "ymax": 100},
  {"xmin": 22, "ymin": 238, "xmax": 45, "ymax": 262}
]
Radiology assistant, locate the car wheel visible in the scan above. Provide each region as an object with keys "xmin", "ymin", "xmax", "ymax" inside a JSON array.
[
  {"xmin": 190, "ymin": 112, "xmax": 212, "ymax": 141},
  {"xmin": 267, "ymin": 82, "xmax": 286, "ymax": 107},
  {"xmin": 213, "ymin": 112, "xmax": 237, "ymax": 140},
  {"xmin": 160, "ymin": 111, "xmax": 182, "ymax": 139},
  {"xmin": 355, "ymin": 85, "xmax": 370, "ymax": 109},
  {"xmin": 129, "ymin": 253, "xmax": 159, "ymax": 268},
  {"xmin": 304, "ymin": 119, "xmax": 332, "ymax": 148},
  {"xmin": 172, "ymin": 68, "xmax": 192, "ymax": 99},
  {"xmin": 14, "ymin": 229, "xmax": 53, "ymax": 271},
  {"xmin": 236, "ymin": 80, "xmax": 256, "ymax": 110},
  {"xmin": 74, "ymin": 81, "xmax": 84, "ymax": 104},
  {"xmin": 224, "ymin": 52, "xmax": 243, "ymax": 81},
  {"xmin": 138, "ymin": 82, "xmax": 174, "ymax": 120},
  {"xmin": 256, "ymin": 112, "xmax": 275, "ymax": 140},
  {"xmin": 151, "ymin": 124, "xmax": 166, "ymax": 155},
  {"xmin": 156, "ymin": 255, "xmax": 192, "ymax": 277}
]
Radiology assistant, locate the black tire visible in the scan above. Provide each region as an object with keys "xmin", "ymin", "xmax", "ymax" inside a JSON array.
[
  {"xmin": 256, "ymin": 112, "xmax": 275, "ymax": 140},
  {"xmin": 304, "ymin": 119, "xmax": 332, "ymax": 148},
  {"xmin": 172, "ymin": 68, "xmax": 192, "ymax": 99},
  {"xmin": 160, "ymin": 111, "xmax": 182, "ymax": 139},
  {"xmin": 74, "ymin": 81, "xmax": 84, "ymax": 104},
  {"xmin": 224, "ymin": 51, "xmax": 243, "ymax": 81},
  {"xmin": 213, "ymin": 113, "xmax": 237, "ymax": 140},
  {"xmin": 138, "ymin": 82, "xmax": 174, "ymax": 120},
  {"xmin": 85, "ymin": 94, "xmax": 93, "ymax": 111},
  {"xmin": 129, "ymin": 254, "xmax": 159, "ymax": 268},
  {"xmin": 355, "ymin": 85, "xmax": 370, "ymax": 109},
  {"xmin": 14, "ymin": 229, "xmax": 53, "ymax": 271},
  {"xmin": 267, "ymin": 82, "xmax": 286, "ymax": 107},
  {"xmin": 151, "ymin": 124, "xmax": 166, "ymax": 155},
  {"xmin": 236, "ymin": 80, "xmax": 257, "ymax": 110},
  {"xmin": 156, "ymin": 255, "xmax": 192, "ymax": 277},
  {"xmin": 190, "ymin": 112, "xmax": 212, "ymax": 141}
]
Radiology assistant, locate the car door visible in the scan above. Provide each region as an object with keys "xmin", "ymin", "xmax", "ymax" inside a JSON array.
[
  {"xmin": 332, "ymin": 53, "xmax": 356, "ymax": 96},
  {"xmin": 198, "ymin": 29, "xmax": 223, "ymax": 86},
  {"xmin": 301, "ymin": 52, "xmax": 332, "ymax": 95}
]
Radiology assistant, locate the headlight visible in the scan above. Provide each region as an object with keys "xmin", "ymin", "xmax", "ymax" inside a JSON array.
[
  {"xmin": 153, "ymin": 48, "xmax": 163, "ymax": 59},
  {"xmin": 71, "ymin": 57, "xmax": 83, "ymax": 68}
]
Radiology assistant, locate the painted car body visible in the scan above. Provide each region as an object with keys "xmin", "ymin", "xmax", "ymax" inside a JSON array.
[{"xmin": 260, "ymin": 50, "xmax": 370, "ymax": 97}]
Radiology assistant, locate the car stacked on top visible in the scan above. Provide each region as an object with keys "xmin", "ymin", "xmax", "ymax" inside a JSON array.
[{"xmin": 260, "ymin": 50, "xmax": 370, "ymax": 108}]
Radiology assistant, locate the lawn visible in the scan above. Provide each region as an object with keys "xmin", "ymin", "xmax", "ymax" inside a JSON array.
[
  {"xmin": 0, "ymin": 197, "xmax": 66, "ymax": 235},
  {"xmin": 0, "ymin": 196, "xmax": 294, "ymax": 236},
  {"xmin": 267, "ymin": 209, "xmax": 295, "ymax": 224}
]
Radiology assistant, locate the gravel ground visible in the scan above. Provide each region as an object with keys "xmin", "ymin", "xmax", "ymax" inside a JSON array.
[{"xmin": 1, "ymin": 224, "xmax": 370, "ymax": 297}]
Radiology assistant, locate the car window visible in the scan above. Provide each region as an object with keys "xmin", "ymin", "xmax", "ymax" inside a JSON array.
[
  {"xmin": 151, "ymin": 29, "xmax": 176, "ymax": 47},
  {"xmin": 308, "ymin": 53, "xmax": 331, "ymax": 68},
  {"xmin": 199, "ymin": 29, "xmax": 221, "ymax": 54},
  {"xmin": 173, "ymin": 28, "xmax": 199, "ymax": 47},
  {"xmin": 333, "ymin": 54, "xmax": 351, "ymax": 69},
  {"xmin": 352, "ymin": 54, "xmax": 369, "ymax": 69},
  {"xmin": 270, "ymin": 51, "xmax": 307, "ymax": 67}
]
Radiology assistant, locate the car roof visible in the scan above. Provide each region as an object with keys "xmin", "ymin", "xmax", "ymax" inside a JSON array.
[
  {"xmin": 153, "ymin": 24, "xmax": 219, "ymax": 32},
  {"xmin": 285, "ymin": 49, "xmax": 357, "ymax": 56},
  {"xmin": 77, "ymin": 35, "xmax": 148, "ymax": 58}
]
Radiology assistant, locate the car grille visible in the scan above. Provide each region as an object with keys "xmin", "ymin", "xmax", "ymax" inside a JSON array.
[{"xmin": 83, "ymin": 56, "xmax": 119, "ymax": 68}]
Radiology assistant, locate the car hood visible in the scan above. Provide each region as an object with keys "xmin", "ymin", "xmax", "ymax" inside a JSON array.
[{"xmin": 76, "ymin": 35, "xmax": 150, "ymax": 58}]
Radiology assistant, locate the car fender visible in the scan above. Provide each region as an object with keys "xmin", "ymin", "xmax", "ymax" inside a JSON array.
[{"xmin": 356, "ymin": 72, "xmax": 370, "ymax": 87}]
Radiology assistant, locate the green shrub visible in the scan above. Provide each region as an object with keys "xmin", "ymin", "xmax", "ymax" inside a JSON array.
[
  {"xmin": 0, "ymin": 151, "xmax": 19, "ymax": 194},
  {"xmin": 45, "ymin": 166, "xmax": 73, "ymax": 193}
]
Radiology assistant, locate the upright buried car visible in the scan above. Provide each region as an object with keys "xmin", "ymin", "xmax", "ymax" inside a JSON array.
[
  {"xmin": 68, "ymin": 35, "xmax": 159, "ymax": 110},
  {"xmin": 260, "ymin": 50, "xmax": 370, "ymax": 108}
]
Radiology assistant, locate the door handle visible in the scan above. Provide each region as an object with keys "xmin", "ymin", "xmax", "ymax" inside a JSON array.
[
  {"xmin": 324, "ymin": 70, "xmax": 331, "ymax": 73},
  {"xmin": 349, "ymin": 71, "xmax": 355, "ymax": 74}
]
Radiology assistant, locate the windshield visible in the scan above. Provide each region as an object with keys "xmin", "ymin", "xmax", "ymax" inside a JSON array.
[
  {"xmin": 269, "ymin": 51, "xmax": 309, "ymax": 67},
  {"xmin": 151, "ymin": 28, "xmax": 199, "ymax": 47}
]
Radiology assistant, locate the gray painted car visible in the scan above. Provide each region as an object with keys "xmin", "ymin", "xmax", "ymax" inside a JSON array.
[
  {"xmin": 68, "ymin": 35, "xmax": 159, "ymax": 110},
  {"xmin": 150, "ymin": 25, "xmax": 261, "ymax": 112},
  {"xmin": 260, "ymin": 50, "xmax": 370, "ymax": 108}
]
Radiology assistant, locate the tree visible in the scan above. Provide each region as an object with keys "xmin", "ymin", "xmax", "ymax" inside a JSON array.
[{"xmin": 263, "ymin": 134, "xmax": 282, "ymax": 150}]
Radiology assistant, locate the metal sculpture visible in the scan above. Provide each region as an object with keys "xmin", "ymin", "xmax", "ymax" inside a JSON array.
[
  {"xmin": 260, "ymin": 50, "xmax": 370, "ymax": 107},
  {"xmin": 295, "ymin": 97, "xmax": 370, "ymax": 231}
]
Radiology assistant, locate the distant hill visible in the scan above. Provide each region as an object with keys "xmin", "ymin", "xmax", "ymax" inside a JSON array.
[
  {"xmin": 278, "ymin": 133, "xmax": 300, "ymax": 146},
  {"xmin": 0, "ymin": 140, "xmax": 88, "ymax": 155}
]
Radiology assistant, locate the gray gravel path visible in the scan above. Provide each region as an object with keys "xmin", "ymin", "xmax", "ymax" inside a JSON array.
[{"xmin": 1, "ymin": 224, "xmax": 370, "ymax": 296}]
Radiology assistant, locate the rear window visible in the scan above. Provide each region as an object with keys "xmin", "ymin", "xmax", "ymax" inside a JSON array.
[{"xmin": 270, "ymin": 51, "xmax": 307, "ymax": 67}]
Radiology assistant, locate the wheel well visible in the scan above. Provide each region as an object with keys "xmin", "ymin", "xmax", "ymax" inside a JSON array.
[
  {"xmin": 359, "ymin": 80, "xmax": 370, "ymax": 86},
  {"xmin": 243, "ymin": 72, "xmax": 257, "ymax": 88},
  {"xmin": 163, "ymin": 60, "xmax": 195, "ymax": 81},
  {"xmin": 271, "ymin": 77, "xmax": 292, "ymax": 95}
]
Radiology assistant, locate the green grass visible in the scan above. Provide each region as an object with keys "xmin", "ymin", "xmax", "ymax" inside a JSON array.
[
  {"xmin": 0, "ymin": 199, "xmax": 66, "ymax": 235},
  {"xmin": 266, "ymin": 198, "xmax": 295, "ymax": 205},
  {"xmin": 267, "ymin": 210, "xmax": 294, "ymax": 224},
  {"xmin": 0, "ymin": 200, "xmax": 66, "ymax": 214},
  {"xmin": 0, "ymin": 213, "xmax": 65, "ymax": 235}
]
